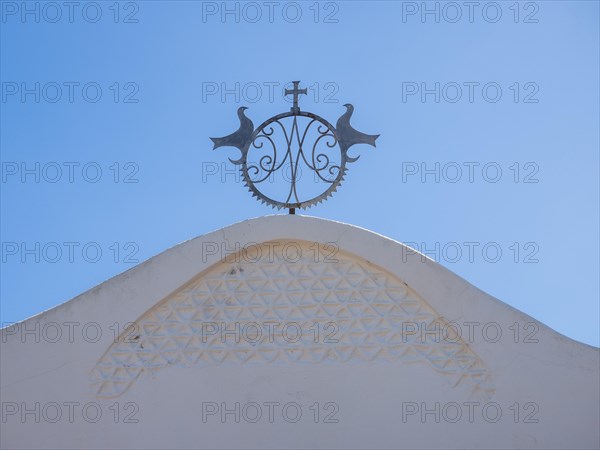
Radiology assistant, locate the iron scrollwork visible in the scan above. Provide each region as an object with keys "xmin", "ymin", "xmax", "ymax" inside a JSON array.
[{"xmin": 210, "ymin": 81, "xmax": 379, "ymax": 212}]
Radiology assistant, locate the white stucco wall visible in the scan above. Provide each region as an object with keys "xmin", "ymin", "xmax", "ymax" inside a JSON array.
[{"xmin": 1, "ymin": 215, "xmax": 598, "ymax": 449}]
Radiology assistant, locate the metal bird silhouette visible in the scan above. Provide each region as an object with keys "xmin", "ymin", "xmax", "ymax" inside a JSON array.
[
  {"xmin": 336, "ymin": 104, "xmax": 379, "ymax": 162},
  {"xmin": 210, "ymin": 107, "xmax": 254, "ymax": 162}
]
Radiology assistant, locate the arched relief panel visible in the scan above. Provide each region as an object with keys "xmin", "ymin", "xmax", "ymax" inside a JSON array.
[{"xmin": 91, "ymin": 240, "xmax": 495, "ymax": 399}]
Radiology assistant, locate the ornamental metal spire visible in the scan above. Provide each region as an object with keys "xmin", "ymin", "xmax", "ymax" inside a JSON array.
[{"xmin": 209, "ymin": 80, "xmax": 379, "ymax": 214}]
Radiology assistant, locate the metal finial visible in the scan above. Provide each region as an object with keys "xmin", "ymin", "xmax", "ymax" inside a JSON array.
[
  {"xmin": 284, "ymin": 81, "xmax": 307, "ymax": 115},
  {"xmin": 209, "ymin": 80, "xmax": 379, "ymax": 212}
]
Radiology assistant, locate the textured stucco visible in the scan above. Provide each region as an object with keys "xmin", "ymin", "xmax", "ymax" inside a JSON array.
[{"xmin": 1, "ymin": 215, "xmax": 598, "ymax": 449}]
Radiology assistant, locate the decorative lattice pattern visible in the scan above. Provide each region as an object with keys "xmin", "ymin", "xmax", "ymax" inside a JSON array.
[{"xmin": 91, "ymin": 243, "xmax": 494, "ymax": 399}]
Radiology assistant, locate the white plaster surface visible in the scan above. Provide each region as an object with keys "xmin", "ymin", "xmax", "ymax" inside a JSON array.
[{"xmin": 1, "ymin": 215, "xmax": 598, "ymax": 449}]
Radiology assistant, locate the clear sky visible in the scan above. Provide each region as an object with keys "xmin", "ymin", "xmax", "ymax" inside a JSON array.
[{"xmin": 1, "ymin": 0, "xmax": 598, "ymax": 346}]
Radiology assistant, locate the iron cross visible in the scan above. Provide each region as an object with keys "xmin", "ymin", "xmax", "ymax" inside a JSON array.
[{"xmin": 285, "ymin": 81, "xmax": 307, "ymax": 114}]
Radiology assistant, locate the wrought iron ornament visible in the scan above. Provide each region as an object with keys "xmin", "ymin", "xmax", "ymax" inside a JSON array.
[{"xmin": 210, "ymin": 81, "xmax": 379, "ymax": 213}]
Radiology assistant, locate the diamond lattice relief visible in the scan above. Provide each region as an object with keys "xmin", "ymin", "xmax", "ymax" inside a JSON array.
[{"xmin": 91, "ymin": 242, "xmax": 494, "ymax": 399}]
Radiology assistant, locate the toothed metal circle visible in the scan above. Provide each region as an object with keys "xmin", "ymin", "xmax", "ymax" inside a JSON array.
[{"xmin": 240, "ymin": 111, "xmax": 347, "ymax": 210}]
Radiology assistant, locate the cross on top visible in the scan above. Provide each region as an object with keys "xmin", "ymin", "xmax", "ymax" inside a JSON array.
[{"xmin": 285, "ymin": 81, "xmax": 307, "ymax": 114}]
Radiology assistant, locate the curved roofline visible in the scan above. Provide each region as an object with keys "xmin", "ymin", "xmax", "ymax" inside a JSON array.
[{"xmin": 1, "ymin": 215, "xmax": 597, "ymax": 352}]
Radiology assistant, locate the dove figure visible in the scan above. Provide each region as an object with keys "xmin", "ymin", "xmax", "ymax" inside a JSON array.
[
  {"xmin": 336, "ymin": 104, "xmax": 379, "ymax": 159},
  {"xmin": 210, "ymin": 107, "xmax": 254, "ymax": 152}
]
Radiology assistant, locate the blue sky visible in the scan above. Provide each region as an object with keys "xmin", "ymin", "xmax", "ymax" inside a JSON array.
[{"xmin": 1, "ymin": 0, "xmax": 598, "ymax": 346}]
